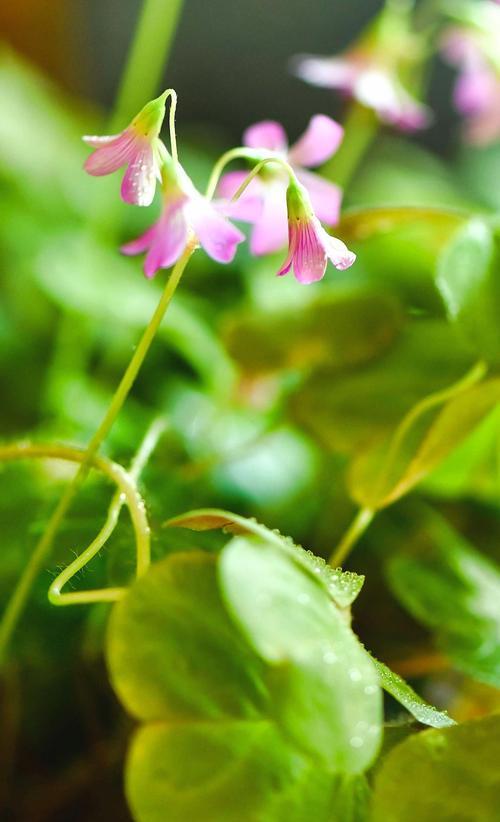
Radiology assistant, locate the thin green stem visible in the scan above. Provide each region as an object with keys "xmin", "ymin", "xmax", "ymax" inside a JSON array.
[
  {"xmin": 329, "ymin": 508, "xmax": 375, "ymax": 568},
  {"xmin": 109, "ymin": 0, "xmax": 185, "ymax": 131},
  {"xmin": 0, "ymin": 248, "xmax": 194, "ymax": 661},
  {"xmin": 0, "ymin": 443, "xmax": 150, "ymax": 661},
  {"xmin": 205, "ymin": 147, "xmax": 289, "ymax": 200},
  {"xmin": 230, "ymin": 157, "xmax": 296, "ymax": 203},
  {"xmin": 322, "ymin": 103, "xmax": 379, "ymax": 190}
]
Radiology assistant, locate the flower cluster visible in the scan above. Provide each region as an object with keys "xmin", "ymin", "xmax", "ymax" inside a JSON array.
[
  {"xmin": 291, "ymin": 1, "xmax": 431, "ymax": 132},
  {"xmin": 440, "ymin": 0, "xmax": 500, "ymax": 145},
  {"xmin": 83, "ymin": 95, "xmax": 355, "ymax": 284}
]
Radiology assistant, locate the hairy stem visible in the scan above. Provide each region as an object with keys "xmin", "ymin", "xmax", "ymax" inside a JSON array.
[
  {"xmin": 0, "ymin": 443, "xmax": 150, "ymax": 661},
  {"xmin": 48, "ymin": 416, "xmax": 168, "ymax": 606}
]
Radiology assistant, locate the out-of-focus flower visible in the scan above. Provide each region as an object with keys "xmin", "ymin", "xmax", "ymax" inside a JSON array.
[
  {"xmin": 83, "ymin": 92, "xmax": 168, "ymax": 206},
  {"xmin": 278, "ymin": 179, "xmax": 355, "ymax": 284},
  {"xmin": 122, "ymin": 152, "xmax": 244, "ymax": 277},
  {"xmin": 441, "ymin": 2, "xmax": 500, "ymax": 144},
  {"xmin": 218, "ymin": 115, "xmax": 344, "ymax": 255},
  {"xmin": 291, "ymin": 4, "xmax": 431, "ymax": 132}
]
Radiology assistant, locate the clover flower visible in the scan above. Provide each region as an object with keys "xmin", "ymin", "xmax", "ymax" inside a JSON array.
[
  {"xmin": 83, "ymin": 92, "xmax": 168, "ymax": 206},
  {"xmin": 441, "ymin": 3, "xmax": 500, "ymax": 145},
  {"xmin": 292, "ymin": 54, "xmax": 430, "ymax": 132},
  {"xmin": 291, "ymin": 2, "xmax": 430, "ymax": 133},
  {"xmin": 218, "ymin": 115, "xmax": 344, "ymax": 255},
  {"xmin": 278, "ymin": 179, "xmax": 355, "ymax": 284},
  {"xmin": 122, "ymin": 151, "xmax": 244, "ymax": 277}
]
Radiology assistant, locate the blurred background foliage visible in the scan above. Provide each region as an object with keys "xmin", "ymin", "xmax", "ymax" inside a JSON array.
[{"xmin": 1, "ymin": 0, "xmax": 500, "ymax": 819}]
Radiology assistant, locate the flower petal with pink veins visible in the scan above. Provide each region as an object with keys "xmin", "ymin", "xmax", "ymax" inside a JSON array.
[
  {"xmin": 296, "ymin": 169, "xmax": 342, "ymax": 226},
  {"xmin": 83, "ymin": 130, "xmax": 137, "ymax": 176},
  {"xmin": 250, "ymin": 178, "xmax": 288, "ymax": 255},
  {"xmin": 217, "ymin": 171, "xmax": 264, "ymax": 223},
  {"xmin": 288, "ymin": 114, "xmax": 344, "ymax": 168},
  {"xmin": 143, "ymin": 206, "xmax": 189, "ymax": 278},
  {"xmin": 291, "ymin": 55, "xmax": 357, "ymax": 91},
  {"xmin": 293, "ymin": 220, "xmax": 328, "ymax": 284},
  {"xmin": 243, "ymin": 120, "xmax": 288, "ymax": 153},
  {"xmin": 187, "ymin": 198, "xmax": 245, "ymax": 263},
  {"xmin": 120, "ymin": 142, "xmax": 158, "ymax": 206}
]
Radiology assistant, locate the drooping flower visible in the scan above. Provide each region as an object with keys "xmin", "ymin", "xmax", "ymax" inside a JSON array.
[
  {"xmin": 122, "ymin": 152, "xmax": 245, "ymax": 277},
  {"xmin": 277, "ymin": 179, "xmax": 356, "ymax": 284},
  {"xmin": 291, "ymin": 4, "xmax": 430, "ymax": 132},
  {"xmin": 218, "ymin": 115, "xmax": 344, "ymax": 256},
  {"xmin": 83, "ymin": 92, "xmax": 168, "ymax": 206},
  {"xmin": 441, "ymin": 3, "xmax": 500, "ymax": 145}
]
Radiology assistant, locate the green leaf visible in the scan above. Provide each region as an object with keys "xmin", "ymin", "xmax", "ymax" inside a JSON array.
[
  {"xmin": 223, "ymin": 291, "xmax": 403, "ymax": 376},
  {"xmin": 386, "ymin": 512, "xmax": 500, "ymax": 686},
  {"xmin": 219, "ymin": 537, "xmax": 382, "ymax": 772},
  {"xmin": 126, "ymin": 722, "xmax": 370, "ymax": 822},
  {"xmin": 372, "ymin": 658, "xmax": 455, "ymax": 728},
  {"xmin": 371, "ymin": 715, "xmax": 500, "ymax": 822},
  {"xmin": 107, "ymin": 552, "xmax": 268, "ymax": 722},
  {"xmin": 165, "ymin": 507, "xmax": 365, "ymax": 608},
  {"xmin": 291, "ymin": 320, "xmax": 476, "ymax": 455},
  {"xmin": 126, "ymin": 720, "xmax": 312, "ymax": 822},
  {"xmin": 348, "ymin": 372, "xmax": 500, "ymax": 510},
  {"xmin": 437, "ymin": 219, "xmax": 500, "ymax": 363}
]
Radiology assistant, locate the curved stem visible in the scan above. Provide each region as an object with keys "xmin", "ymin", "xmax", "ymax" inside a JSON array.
[
  {"xmin": 0, "ymin": 248, "xmax": 194, "ymax": 661},
  {"xmin": 230, "ymin": 157, "xmax": 296, "ymax": 203},
  {"xmin": 48, "ymin": 416, "xmax": 168, "ymax": 606},
  {"xmin": 0, "ymin": 443, "xmax": 150, "ymax": 661},
  {"xmin": 329, "ymin": 508, "xmax": 375, "ymax": 568},
  {"xmin": 205, "ymin": 148, "xmax": 294, "ymax": 201},
  {"xmin": 166, "ymin": 89, "xmax": 179, "ymax": 164}
]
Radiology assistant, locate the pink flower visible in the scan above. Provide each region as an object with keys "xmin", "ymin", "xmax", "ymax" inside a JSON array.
[
  {"xmin": 441, "ymin": 27, "xmax": 500, "ymax": 145},
  {"xmin": 122, "ymin": 154, "xmax": 244, "ymax": 277},
  {"xmin": 278, "ymin": 180, "xmax": 356, "ymax": 284},
  {"xmin": 83, "ymin": 92, "xmax": 168, "ymax": 206},
  {"xmin": 292, "ymin": 54, "xmax": 430, "ymax": 132},
  {"xmin": 218, "ymin": 115, "xmax": 344, "ymax": 255}
]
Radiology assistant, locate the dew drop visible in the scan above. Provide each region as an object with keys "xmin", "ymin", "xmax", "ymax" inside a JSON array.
[
  {"xmin": 349, "ymin": 668, "xmax": 362, "ymax": 682},
  {"xmin": 323, "ymin": 651, "xmax": 338, "ymax": 665},
  {"xmin": 350, "ymin": 736, "xmax": 364, "ymax": 748},
  {"xmin": 297, "ymin": 593, "xmax": 310, "ymax": 605},
  {"xmin": 364, "ymin": 684, "xmax": 378, "ymax": 695}
]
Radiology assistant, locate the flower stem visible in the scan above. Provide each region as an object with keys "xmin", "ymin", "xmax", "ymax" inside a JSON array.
[
  {"xmin": 0, "ymin": 442, "xmax": 150, "ymax": 662},
  {"xmin": 109, "ymin": 0, "xmax": 185, "ymax": 130},
  {"xmin": 0, "ymin": 248, "xmax": 194, "ymax": 662},
  {"xmin": 322, "ymin": 103, "xmax": 379, "ymax": 190},
  {"xmin": 329, "ymin": 507, "xmax": 375, "ymax": 568}
]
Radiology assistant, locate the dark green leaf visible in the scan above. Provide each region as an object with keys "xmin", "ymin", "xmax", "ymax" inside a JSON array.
[
  {"xmin": 387, "ymin": 512, "xmax": 500, "ymax": 686},
  {"xmin": 371, "ymin": 715, "xmax": 500, "ymax": 822},
  {"xmin": 348, "ymin": 374, "xmax": 500, "ymax": 510},
  {"xmin": 107, "ymin": 552, "xmax": 268, "ymax": 722},
  {"xmin": 437, "ymin": 219, "xmax": 500, "ymax": 363}
]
